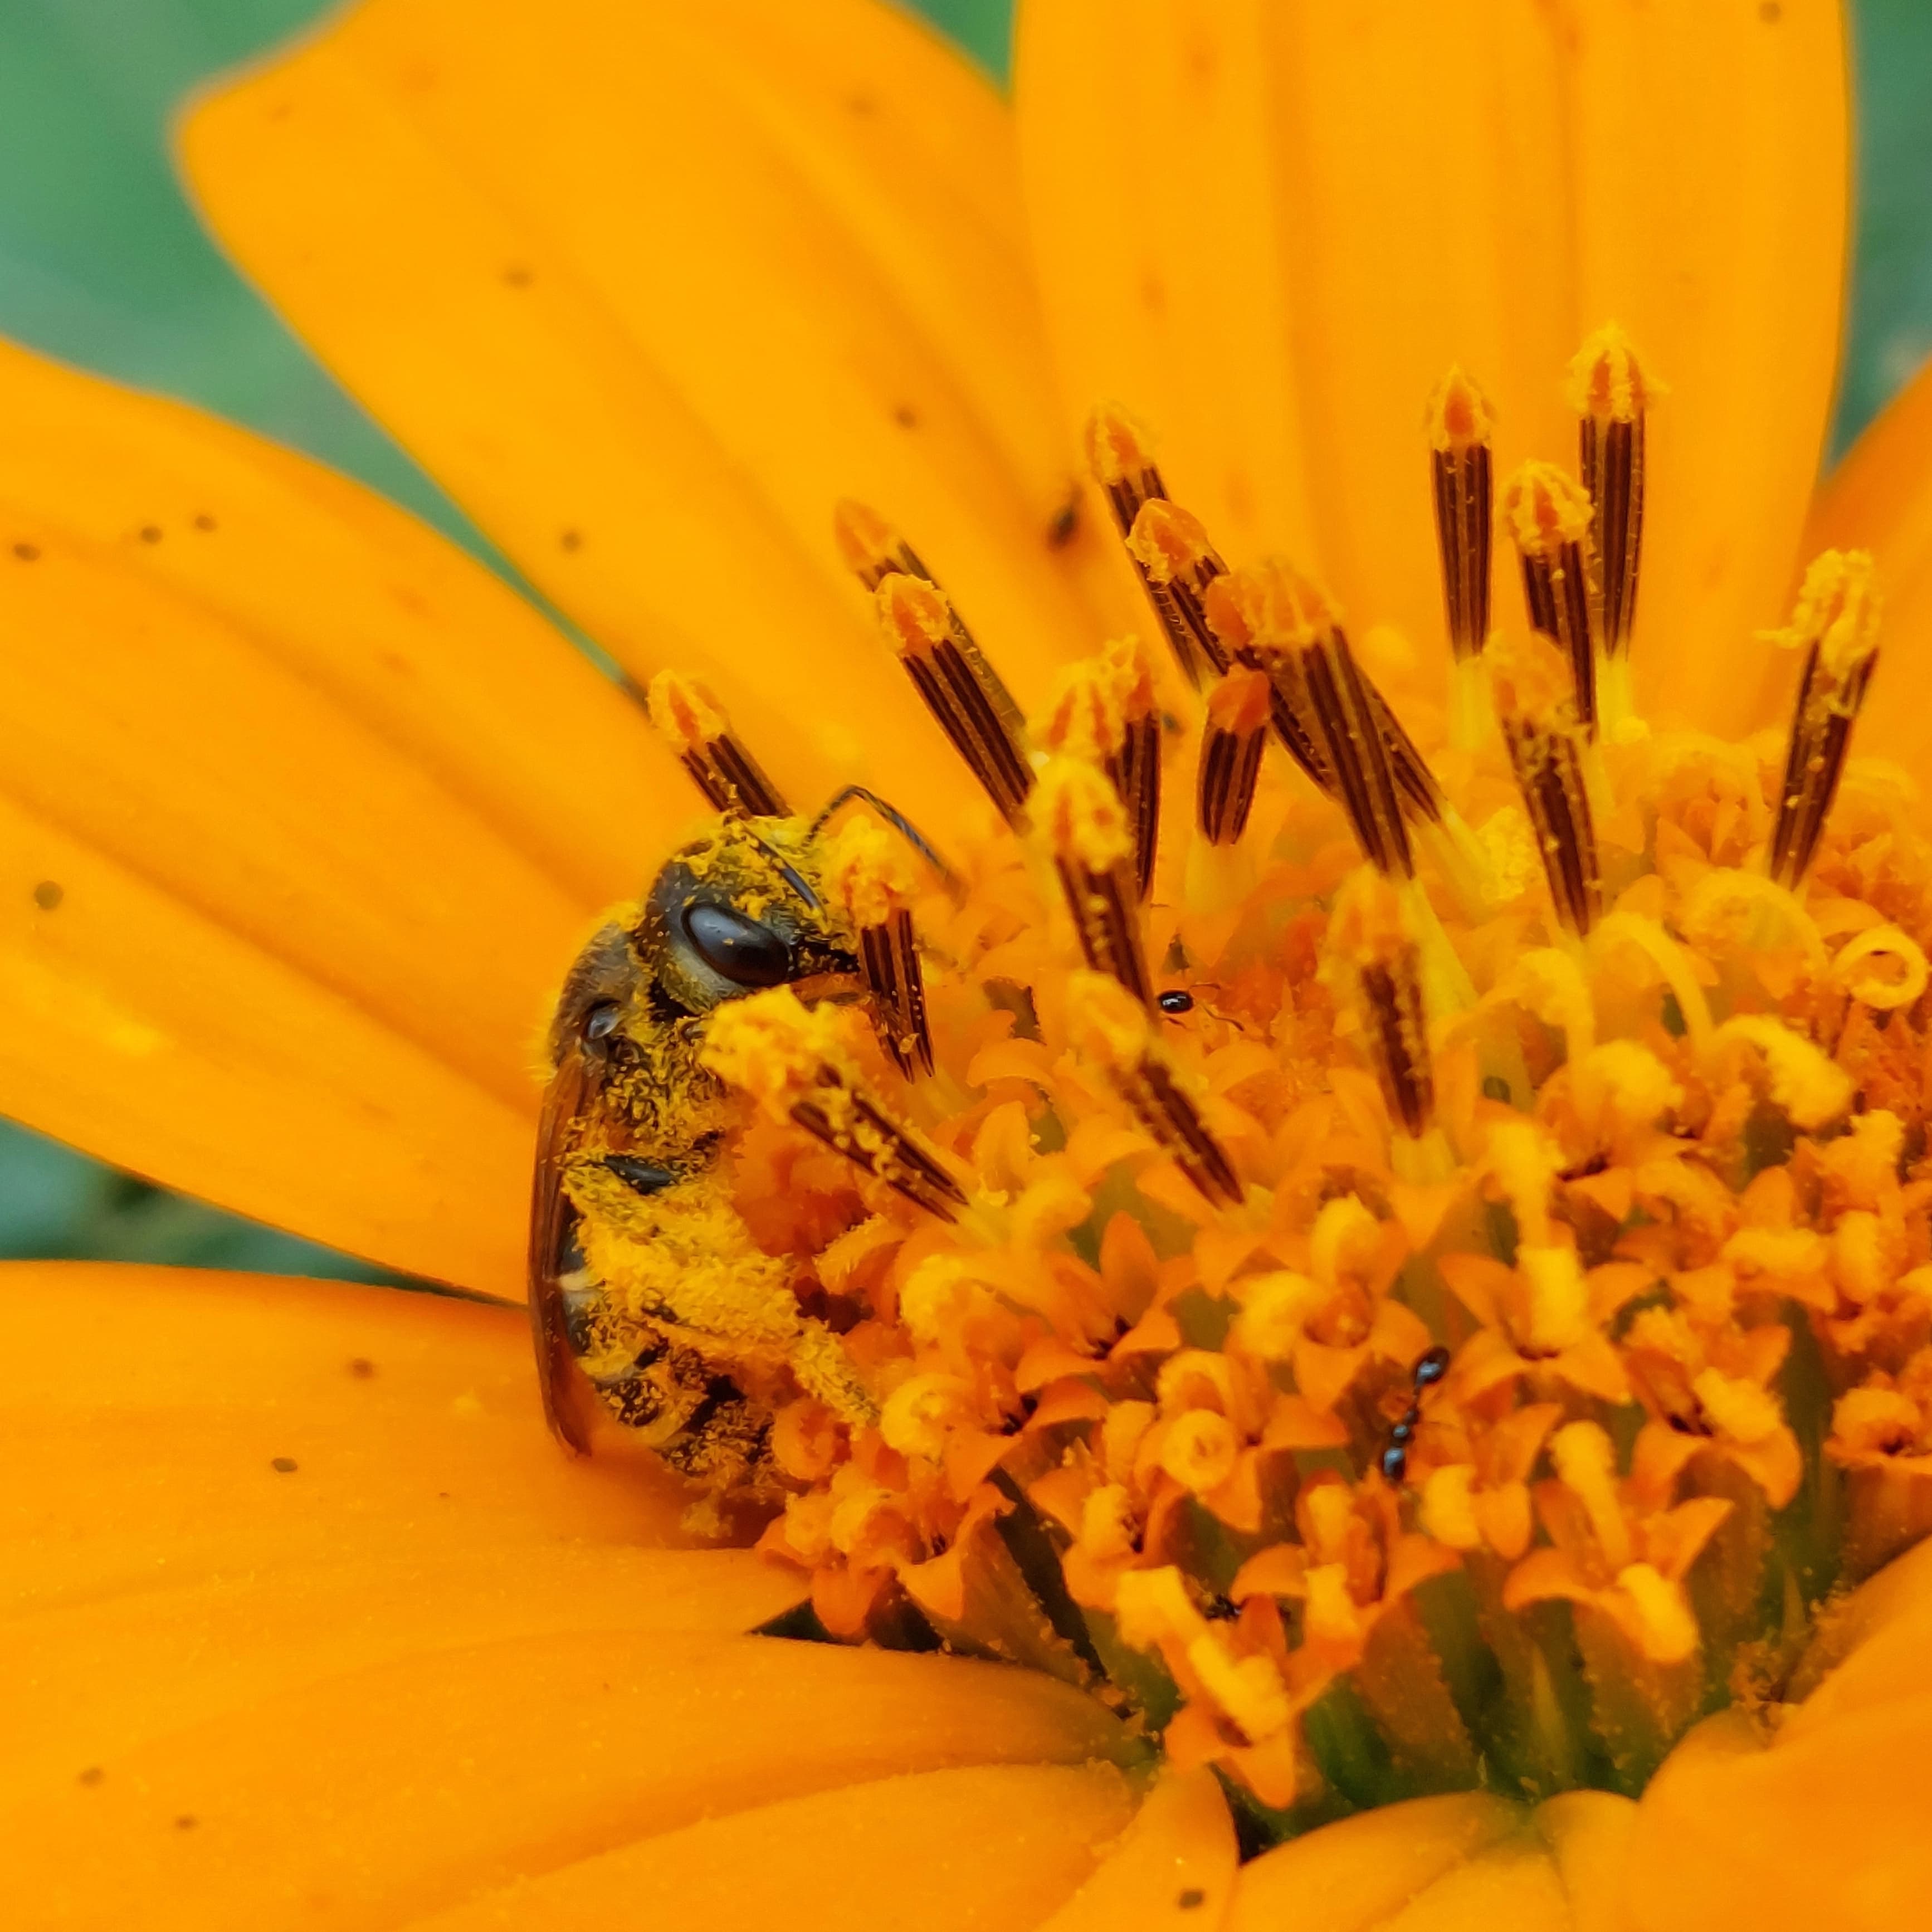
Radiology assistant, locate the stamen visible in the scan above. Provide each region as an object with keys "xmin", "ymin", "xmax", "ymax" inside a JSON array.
[
  {"xmin": 1035, "ymin": 755, "xmax": 1154, "ymax": 1007},
  {"xmin": 1327, "ymin": 867, "xmax": 1435, "ymax": 1138},
  {"xmin": 1067, "ymin": 970, "xmax": 1242, "ymax": 1207},
  {"xmin": 820, "ymin": 815, "xmax": 934, "ymax": 1079},
  {"xmin": 1036, "ymin": 636, "xmax": 1163, "ymax": 901},
  {"xmin": 701, "ymin": 988, "xmax": 965, "ymax": 1219},
  {"xmin": 1084, "ymin": 401, "xmax": 1167, "ymax": 541},
  {"xmin": 1196, "ymin": 667, "xmax": 1272, "ymax": 847},
  {"xmin": 1126, "ymin": 497, "xmax": 1232, "ymax": 688},
  {"xmin": 1211, "ymin": 563, "xmax": 1413, "ymax": 879},
  {"xmin": 1501, "ymin": 462, "xmax": 1598, "ymax": 733},
  {"xmin": 645, "ymin": 669, "xmax": 790, "ymax": 819},
  {"xmin": 833, "ymin": 497, "xmax": 931, "ymax": 591},
  {"xmin": 1568, "ymin": 326, "xmax": 1654, "ymax": 674},
  {"xmin": 1765, "ymin": 550, "xmax": 1882, "ymax": 891},
  {"xmin": 1488, "ymin": 633, "xmax": 1601, "ymax": 937},
  {"xmin": 1426, "ymin": 367, "xmax": 1494, "ymax": 663},
  {"xmin": 874, "ymin": 573, "xmax": 1033, "ymax": 827}
]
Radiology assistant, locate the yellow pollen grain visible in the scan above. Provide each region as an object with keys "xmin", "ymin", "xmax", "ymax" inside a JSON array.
[
  {"xmin": 1832, "ymin": 924, "xmax": 1928, "ymax": 1010},
  {"xmin": 1421, "ymin": 1466, "xmax": 1484, "ymax": 1550},
  {"xmin": 820, "ymin": 814, "xmax": 911, "ymax": 929},
  {"xmin": 1114, "ymin": 1563, "xmax": 1204, "ymax": 1650},
  {"xmin": 1036, "ymin": 758, "xmax": 1134, "ymax": 872},
  {"xmin": 1328, "ymin": 866, "xmax": 1414, "ymax": 972},
  {"xmin": 876, "ymin": 572, "xmax": 954, "ymax": 658},
  {"xmin": 698, "ymin": 985, "xmax": 842, "ymax": 1110},
  {"xmin": 832, "ymin": 497, "xmax": 904, "ymax": 580},
  {"xmin": 1103, "ymin": 632, "xmax": 1158, "ymax": 721},
  {"xmin": 1080, "ymin": 1484, "xmax": 1139, "ymax": 1562},
  {"xmin": 1487, "ymin": 1119, "xmax": 1562, "ymax": 1247},
  {"xmin": 1614, "ymin": 1563, "xmax": 1699, "ymax": 1664},
  {"xmin": 1766, "ymin": 549, "xmax": 1881, "ymax": 679},
  {"xmin": 1500, "ymin": 461, "xmax": 1593, "ymax": 557},
  {"xmin": 1187, "ymin": 1641, "xmax": 1292, "ymax": 1745},
  {"xmin": 1036, "ymin": 653, "xmax": 1130, "ymax": 762},
  {"xmin": 1551, "ymin": 1421, "xmax": 1631, "ymax": 1570},
  {"xmin": 880, "ymin": 1373, "xmax": 972, "ymax": 1460},
  {"xmin": 1692, "ymin": 1368, "xmax": 1783, "ymax": 1446},
  {"xmin": 1066, "ymin": 966, "xmax": 1152, "ymax": 1071},
  {"xmin": 1426, "ymin": 364, "xmax": 1495, "ymax": 451},
  {"xmin": 1716, "ymin": 1015, "xmax": 1854, "ymax": 1129},
  {"xmin": 645, "ymin": 667, "xmax": 729, "ymax": 752},
  {"xmin": 1085, "ymin": 400, "xmax": 1158, "ymax": 487},
  {"xmin": 1564, "ymin": 323, "xmax": 1658, "ymax": 422},
  {"xmin": 1484, "ymin": 631, "xmax": 1577, "ymax": 726},
  {"xmin": 1127, "ymin": 497, "xmax": 1216, "ymax": 587},
  {"xmin": 1159, "ymin": 1409, "xmax": 1241, "ymax": 1494},
  {"xmin": 1232, "ymin": 1272, "xmax": 1321, "ymax": 1362},
  {"xmin": 1204, "ymin": 557, "xmax": 1336, "ymax": 651},
  {"xmin": 1521, "ymin": 1244, "xmax": 1592, "ymax": 1353},
  {"xmin": 1572, "ymin": 1040, "xmax": 1682, "ymax": 1135},
  {"xmin": 1302, "ymin": 1563, "xmax": 1364, "ymax": 1651}
]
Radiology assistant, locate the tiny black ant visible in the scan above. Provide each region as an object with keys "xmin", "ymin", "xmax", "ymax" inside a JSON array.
[
  {"xmin": 1157, "ymin": 989, "xmax": 1194, "ymax": 1014},
  {"xmin": 1380, "ymin": 1344, "xmax": 1451, "ymax": 1483}
]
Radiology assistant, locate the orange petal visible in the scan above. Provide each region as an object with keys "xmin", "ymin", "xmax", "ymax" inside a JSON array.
[
  {"xmin": 1229, "ymin": 1792, "xmax": 1521, "ymax": 1931},
  {"xmin": 1627, "ymin": 1704, "xmax": 1932, "ymax": 1932},
  {"xmin": 1036, "ymin": 1764, "xmax": 1238, "ymax": 1932},
  {"xmin": 0, "ymin": 1632, "xmax": 1130, "ymax": 1931},
  {"xmin": 182, "ymin": 0, "xmax": 1126, "ymax": 833},
  {"xmin": 1535, "ymin": 1789, "xmax": 1639, "ymax": 1932},
  {"xmin": 1016, "ymin": 1, "xmax": 1847, "ymax": 731},
  {"xmin": 1802, "ymin": 350, "xmax": 1932, "ymax": 757},
  {"xmin": 401, "ymin": 1763, "xmax": 1138, "ymax": 1932},
  {"xmin": 0, "ymin": 1264, "xmax": 708, "ymax": 1617},
  {"xmin": 1365, "ymin": 1837, "xmax": 1571, "ymax": 1932},
  {"xmin": 0, "ymin": 811, "xmax": 528, "ymax": 1291},
  {"xmin": 0, "ymin": 335, "xmax": 682, "ymax": 910}
]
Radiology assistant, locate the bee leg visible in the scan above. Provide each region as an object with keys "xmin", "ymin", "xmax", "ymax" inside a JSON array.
[{"xmin": 785, "ymin": 1318, "xmax": 880, "ymax": 1428}]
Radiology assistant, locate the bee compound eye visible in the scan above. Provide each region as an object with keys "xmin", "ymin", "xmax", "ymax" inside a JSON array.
[
  {"xmin": 682, "ymin": 900, "xmax": 792, "ymax": 988},
  {"xmin": 582, "ymin": 1001, "xmax": 623, "ymax": 1041}
]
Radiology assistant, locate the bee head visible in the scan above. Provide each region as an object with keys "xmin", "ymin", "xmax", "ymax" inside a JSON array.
[{"xmin": 632, "ymin": 819, "xmax": 861, "ymax": 1018}]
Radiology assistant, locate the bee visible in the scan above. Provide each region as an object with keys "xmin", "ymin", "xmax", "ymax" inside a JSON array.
[{"xmin": 528, "ymin": 787, "xmax": 948, "ymax": 1495}]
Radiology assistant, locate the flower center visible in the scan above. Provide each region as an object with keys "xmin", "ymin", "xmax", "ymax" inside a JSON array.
[{"xmin": 560, "ymin": 325, "xmax": 1932, "ymax": 1846}]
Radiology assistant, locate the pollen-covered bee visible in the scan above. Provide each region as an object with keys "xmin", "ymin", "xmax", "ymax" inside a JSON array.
[{"xmin": 528, "ymin": 691, "xmax": 957, "ymax": 1495}]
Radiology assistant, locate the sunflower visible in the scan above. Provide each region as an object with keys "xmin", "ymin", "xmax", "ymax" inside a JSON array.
[{"xmin": 5, "ymin": 0, "xmax": 1932, "ymax": 1925}]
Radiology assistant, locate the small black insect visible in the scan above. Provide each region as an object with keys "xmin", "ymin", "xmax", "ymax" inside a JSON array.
[
  {"xmin": 1380, "ymin": 1344, "xmax": 1451, "ymax": 1483},
  {"xmin": 1157, "ymin": 989, "xmax": 1195, "ymax": 1014}
]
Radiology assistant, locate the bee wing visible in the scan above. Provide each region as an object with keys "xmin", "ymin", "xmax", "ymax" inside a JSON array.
[{"xmin": 528, "ymin": 1042, "xmax": 598, "ymax": 1455}]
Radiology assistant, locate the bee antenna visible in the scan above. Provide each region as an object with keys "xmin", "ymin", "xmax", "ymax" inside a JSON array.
[
  {"xmin": 739, "ymin": 828, "xmax": 822, "ymax": 913},
  {"xmin": 810, "ymin": 784, "xmax": 959, "ymax": 890}
]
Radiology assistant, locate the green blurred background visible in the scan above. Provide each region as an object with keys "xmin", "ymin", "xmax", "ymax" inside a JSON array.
[{"xmin": 0, "ymin": 0, "xmax": 1925, "ymax": 1281}]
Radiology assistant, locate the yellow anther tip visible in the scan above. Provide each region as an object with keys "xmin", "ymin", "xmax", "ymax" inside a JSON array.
[
  {"xmin": 1035, "ymin": 754, "xmax": 1134, "ymax": 871},
  {"xmin": 1565, "ymin": 322, "xmax": 1661, "ymax": 422},
  {"xmin": 820, "ymin": 814, "xmax": 912, "ymax": 929},
  {"xmin": 1066, "ymin": 966, "xmax": 1152, "ymax": 1070},
  {"xmin": 1206, "ymin": 558, "xmax": 1336, "ymax": 653},
  {"xmin": 645, "ymin": 667, "xmax": 729, "ymax": 752},
  {"xmin": 1772, "ymin": 548, "xmax": 1882, "ymax": 676},
  {"xmin": 1036, "ymin": 655, "xmax": 1130, "ymax": 761},
  {"xmin": 1500, "ymin": 461, "xmax": 1593, "ymax": 555},
  {"xmin": 1126, "ymin": 497, "xmax": 1214, "ymax": 586},
  {"xmin": 1327, "ymin": 866, "xmax": 1412, "ymax": 968},
  {"xmin": 1484, "ymin": 630, "xmax": 1576, "ymax": 724},
  {"xmin": 833, "ymin": 498, "xmax": 904, "ymax": 578},
  {"xmin": 1084, "ymin": 401, "xmax": 1158, "ymax": 486},
  {"xmin": 1103, "ymin": 632, "xmax": 1158, "ymax": 721},
  {"xmin": 1426, "ymin": 365, "xmax": 1495, "ymax": 451},
  {"xmin": 875, "ymin": 573, "xmax": 953, "ymax": 657},
  {"xmin": 1205, "ymin": 665, "xmax": 1273, "ymax": 736}
]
